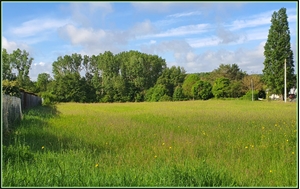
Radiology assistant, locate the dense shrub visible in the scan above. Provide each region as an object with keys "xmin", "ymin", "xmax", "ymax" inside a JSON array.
[{"xmin": 241, "ymin": 90, "xmax": 259, "ymax": 101}]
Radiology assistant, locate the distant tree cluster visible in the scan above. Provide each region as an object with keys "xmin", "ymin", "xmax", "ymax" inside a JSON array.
[{"xmin": 2, "ymin": 48, "xmax": 267, "ymax": 103}]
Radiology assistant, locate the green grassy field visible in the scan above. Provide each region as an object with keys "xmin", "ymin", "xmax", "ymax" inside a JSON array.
[{"xmin": 2, "ymin": 100, "xmax": 298, "ymax": 187}]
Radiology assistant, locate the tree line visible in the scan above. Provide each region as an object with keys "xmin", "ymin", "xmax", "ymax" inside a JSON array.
[{"xmin": 2, "ymin": 48, "xmax": 269, "ymax": 103}]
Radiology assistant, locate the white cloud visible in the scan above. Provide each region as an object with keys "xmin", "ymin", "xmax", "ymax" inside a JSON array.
[
  {"xmin": 186, "ymin": 52, "xmax": 196, "ymax": 62},
  {"xmin": 33, "ymin": 62, "xmax": 46, "ymax": 66},
  {"xmin": 10, "ymin": 18, "xmax": 70, "ymax": 38},
  {"xmin": 150, "ymin": 40, "xmax": 156, "ymax": 44},
  {"xmin": 58, "ymin": 24, "xmax": 131, "ymax": 55},
  {"xmin": 230, "ymin": 12, "xmax": 272, "ymax": 31},
  {"xmin": 58, "ymin": 24, "xmax": 106, "ymax": 45},
  {"xmin": 2, "ymin": 36, "xmax": 31, "ymax": 53},
  {"xmin": 216, "ymin": 25, "xmax": 243, "ymax": 44},
  {"xmin": 187, "ymin": 37, "xmax": 220, "ymax": 48},
  {"xmin": 229, "ymin": 8, "xmax": 296, "ymax": 31},
  {"xmin": 183, "ymin": 41, "xmax": 266, "ymax": 74},
  {"xmin": 244, "ymin": 27, "xmax": 269, "ymax": 41},
  {"xmin": 140, "ymin": 24, "xmax": 210, "ymax": 39},
  {"xmin": 129, "ymin": 20, "xmax": 157, "ymax": 36},
  {"xmin": 167, "ymin": 11, "xmax": 202, "ymax": 18},
  {"xmin": 140, "ymin": 40, "xmax": 192, "ymax": 55},
  {"xmin": 69, "ymin": 2, "xmax": 113, "ymax": 27}
]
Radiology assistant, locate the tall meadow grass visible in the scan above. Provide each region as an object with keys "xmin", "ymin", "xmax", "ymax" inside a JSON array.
[{"xmin": 2, "ymin": 100, "xmax": 297, "ymax": 186}]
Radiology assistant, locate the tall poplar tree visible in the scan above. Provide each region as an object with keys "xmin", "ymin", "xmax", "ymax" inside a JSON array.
[{"xmin": 262, "ymin": 7, "xmax": 295, "ymax": 99}]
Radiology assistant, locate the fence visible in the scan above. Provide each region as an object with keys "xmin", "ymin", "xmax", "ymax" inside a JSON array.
[
  {"xmin": 2, "ymin": 91, "xmax": 42, "ymax": 131},
  {"xmin": 2, "ymin": 94, "xmax": 23, "ymax": 131},
  {"xmin": 20, "ymin": 90, "xmax": 42, "ymax": 111}
]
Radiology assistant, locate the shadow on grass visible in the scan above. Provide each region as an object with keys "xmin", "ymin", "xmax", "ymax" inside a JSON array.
[
  {"xmin": 3, "ymin": 104, "xmax": 115, "ymax": 156},
  {"xmin": 3, "ymin": 105, "xmax": 60, "ymax": 146}
]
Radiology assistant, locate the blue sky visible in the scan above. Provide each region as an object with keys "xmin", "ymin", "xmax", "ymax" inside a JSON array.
[{"xmin": 2, "ymin": 1, "xmax": 297, "ymax": 81}]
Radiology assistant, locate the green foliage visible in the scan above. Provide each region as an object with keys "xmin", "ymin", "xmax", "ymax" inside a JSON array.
[
  {"xmin": 156, "ymin": 66, "xmax": 186, "ymax": 97},
  {"xmin": 173, "ymin": 86, "xmax": 186, "ymax": 101},
  {"xmin": 208, "ymin": 64, "xmax": 246, "ymax": 84},
  {"xmin": 191, "ymin": 80, "xmax": 213, "ymax": 100},
  {"xmin": 3, "ymin": 143, "xmax": 35, "ymax": 164},
  {"xmin": 159, "ymin": 94, "xmax": 172, "ymax": 102},
  {"xmin": 151, "ymin": 84, "xmax": 169, "ymax": 102},
  {"xmin": 2, "ymin": 80, "xmax": 20, "ymax": 97},
  {"xmin": 36, "ymin": 73, "xmax": 51, "ymax": 93},
  {"xmin": 241, "ymin": 90, "xmax": 259, "ymax": 101},
  {"xmin": 262, "ymin": 7, "xmax": 295, "ymax": 95},
  {"xmin": 10, "ymin": 48, "xmax": 33, "ymax": 89},
  {"xmin": 212, "ymin": 77, "xmax": 231, "ymax": 98},
  {"xmin": 101, "ymin": 94, "xmax": 113, "ymax": 103},
  {"xmin": 182, "ymin": 74, "xmax": 200, "ymax": 99},
  {"xmin": 2, "ymin": 48, "xmax": 16, "ymax": 81},
  {"xmin": 41, "ymin": 92, "xmax": 57, "ymax": 105},
  {"xmin": 228, "ymin": 80, "xmax": 243, "ymax": 98},
  {"xmin": 145, "ymin": 87, "xmax": 155, "ymax": 102},
  {"xmin": 53, "ymin": 73, "xmax": 86, "ymax": 102}
]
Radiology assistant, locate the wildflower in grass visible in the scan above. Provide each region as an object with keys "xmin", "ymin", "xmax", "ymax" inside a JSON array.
[
  {"xmin": 286, "ymin": 139, "xmax": 288, "ymax": 142},
  {"xmin": 154, "ymin": 155, "xmax": 157, "ymax": 158},
  {"xmin": 162, "ymin": 143, "xmax": 165, "ymax": 146},
  {"xmin": 42, "ymin": 146, "xmax": 45, "ymax": 150},
  {"xmin": 95, "ymin": 163, "xmax": 99, "ymax": 167},
  {"xmin": 275, "ymin": 124, "xmax": 277, "ymax": 127},
  {"xmin": 262, "ymin": 126, "xmax": 265, "ymax": 130},
  {"xmin": 169, "ymin": 146, "xmax": 172, "ymax": 149},
  {"xmin": 245, "ymin": 146, "xmax": 248, "ymax": 149},
  {"xmin": 292, "ymin": 152, "xmax": 295, "ymax": 155},
  {"xmin": 270, "ymin": 170, "xmax": 272, "ymax": 173},
  {"xmin": 251, "ymin": 145, "xmax": 254, "ymax": 148}
]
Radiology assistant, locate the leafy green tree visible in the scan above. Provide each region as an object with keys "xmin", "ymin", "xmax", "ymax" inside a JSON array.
[
  {"xmin": 262, "ymin": 7, "xmax": 294, "ymax": 99},
  {"xmin": 209, "ymin": 64, "xmax": 245, "ymax": 84},
  {"xmin": 156, "ymin": 66, "xmax": 186, "ymax": 98},
  {"xmin": 145, "ymin": 87, "xmax": 155, "ymax": 102},
  {"xmin": 191, "ymin": 80, "xmax": 213, "ymax": 100},
  {"xmin": 152, "ymin": 84, "xmax": 169, "ymax": 102},
  {"xmin": 228, "ymin": 80, "xmax": 243, "ymax": 98},
  {"xmin": 52, "ymin": 53, "xmax": 83, "ymax": 77},
  {"xmin": 115, "ymin": 50, "xmax": 167, "ymax": 102},
  {"xmin": 212, "ymin": 77, "xmax": 231, "ymax": 98},
  {"xmin": 2, "ymin": 48, "xmax": 16, "ymax": 81},
  {"xmin": 90, "ymin": 54, "xmax": 103, "ymax": 102},
  {"xmin": 36, "ymin": 73, "xmax": 51, "ymax": 93},
  {"xmin": 9, "ymin": 48, "xmax": 33, "ymax": 89},
  {"xmin": 52, "ymin": 54, "xmax": 87, "ymax": 102},
  {"xmin": 53, "ymin": 73, "xmax": 86, "ymax": 102},
  {"xmin": 241, "ymin": 74, "xmax": 264, "ymax": 94},
  {"xmin": 145, "ymin": 84, "xmax": 169, "ymax": 102},
  {"xmin": 97, "ymin": 51, "xmax": 119, "ymax": 101},
  {"xmin": 182, "ymin": 74, "xmax": 200, "ymax": 99},
  {"xmin": 2, "ymin": 80, "xmax": 20, "ymax": 97},
  {"xmin": 242, "ymin": 90, "xmax": 259, "ymax": 101},
  {"xmin": 173, "ymin": 85, "xmax": 185, "ymax": 101}
]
